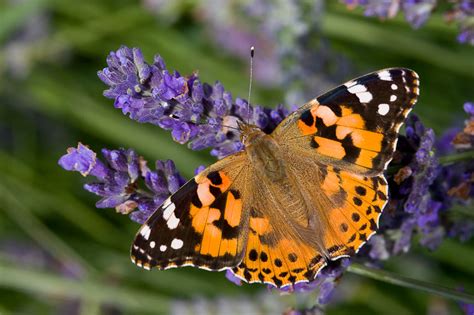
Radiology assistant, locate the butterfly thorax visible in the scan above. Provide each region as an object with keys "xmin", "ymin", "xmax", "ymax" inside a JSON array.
[{"xmin": 239, "ymin": 123, "xmax": 285, "ymax": 181}]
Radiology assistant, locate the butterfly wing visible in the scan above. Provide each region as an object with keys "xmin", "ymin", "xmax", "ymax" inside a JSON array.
[
  {"xmin": 227, "ymin": 156, "xmax": 388, "ymax": 288},
  {"xmin": 273, "ymin": 68, "xmax": 419, "ymax": 176},
  {"xmin": 228, "ymin": 68, "xmax": 417, "ymax": 288},
  {"xmin": 131, "ymin": 153, "xmax": 250, "ymax": 271},
  {"xmin": 228, "ymin": 168, "xmax": 329, "ymax": 288},
  {"xmin": 296, "ymin": 162, "xmax": 389, "ymax": 259}
]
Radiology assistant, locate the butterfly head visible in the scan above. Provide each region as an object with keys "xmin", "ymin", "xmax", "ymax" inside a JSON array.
[{"xmin": 237, "ymin": 121, "xmax": 266, "ymax": 147}]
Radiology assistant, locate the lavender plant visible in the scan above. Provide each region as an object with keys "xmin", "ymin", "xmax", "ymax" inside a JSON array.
[
  {"xmin": 59, "ymin": 46, "xmax": 474, "ymax": 312},
  {"xmin": 343, "ymin": 0, "xmax": 474, "ymax": 45}
]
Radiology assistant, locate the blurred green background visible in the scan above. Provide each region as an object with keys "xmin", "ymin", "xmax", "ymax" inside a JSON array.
[{"xmin": 0, "ymin": 0, "xmax": 473, "ymax": 314}]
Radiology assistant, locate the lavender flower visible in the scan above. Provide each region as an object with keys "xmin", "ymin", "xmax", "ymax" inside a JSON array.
[
  {"xmin": 403, "ymin": 0, "xmax": 437, "ymax": 29},
  {"xmin": 2, "ymin": 1, "xmax": 52, "ymax": 78},
  {"xmin": 461, "ymin": 302, "xmax": 474, "ymax": 315},
  {"xmin": 453, "ymin": 102, "xmax": 474, "ymax": 150},
  {"xmin": 170, "ymin": 292, "xmax": 291, "ymax": 315},
  {"xmin": 343, "ymin": 0, "xmax": 474, "ymax": 45},
  {"xmin": 364, "ymin": 106, "xmax": 474, "ymax": 259},
  {"xmin": 59, "ymin": 143, "xmax": 185, "ymax": 224},
  {"xmin": 454, "ymin": 1, "xmax": 474, "ymax": 45},
  {"xmin": 98, "ymin": 46, "xmax": 284, "ymax": 159},
  {"xmin": 274, "ymin": 258, "xmax": 350, "ymax": 306}
]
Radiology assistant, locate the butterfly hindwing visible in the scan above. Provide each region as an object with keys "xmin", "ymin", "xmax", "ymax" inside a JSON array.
[
  {"xmin": 229, "ymin": 202, "xmax": 326, "ymax": 288},
  {"xmin": 131, "ymin": 153, "xmax": 249, "ymax": 271},
  {"xmin": 318, "ymin": 166, "xmax": 388, "ymax": 258},
  {"xmin": 275, "ymin": 68, "xmax": 419, "ymax": 176}
]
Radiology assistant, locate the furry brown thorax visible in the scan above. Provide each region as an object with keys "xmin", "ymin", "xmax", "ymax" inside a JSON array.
[{"xmin": 239, "ymin": 122, "xmax": 286, "ymax": 181}]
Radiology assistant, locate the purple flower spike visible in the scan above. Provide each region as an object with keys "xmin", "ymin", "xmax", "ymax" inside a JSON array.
[
  {"xmin": 59, "ymin": 143, "xmax": 186, "ymax": 224},
  {"xmin": 98, "ymin": 46, "xmax": 286, "ymax": 159},
  {"xmin": 344, "ymin": 0, "xmax": 474, "ymax": 45},
  {"xmin": 403, "ymin": 0, "xmax": 436, "ymax": 29}
]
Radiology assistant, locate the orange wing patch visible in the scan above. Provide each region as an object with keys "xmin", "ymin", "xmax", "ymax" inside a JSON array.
[
  {"xmin": 230, "ymin": 213, "xmax": 326, "ymax": 288},
  {"xmin": 192, "ymin": 171, "xmax": 243, "ymax": 258},
  {"xmin": 299, "ymin": 104, "xmax": 388, "ymax": 172},
  {"xmin": 320, "ymin": 166, "xmax": 388, "ymax": 257}
]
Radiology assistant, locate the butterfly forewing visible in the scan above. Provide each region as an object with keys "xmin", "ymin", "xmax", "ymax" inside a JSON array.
[
  {"xmin": 275, "ymin": 68, "xmax": 419, "ymax": 176},
  {"xmin": 131, "ymin": 153, "xmax": 249, "ymax": 271}
]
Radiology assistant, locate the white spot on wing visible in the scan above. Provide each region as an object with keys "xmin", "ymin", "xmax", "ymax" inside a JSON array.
[
  {"xmin": 391, "ymin": 84, "xmax": 398, "ymax": 90},
  {"xmin": 390, "ymin": 95, "xmax": 397, "ymax": 102},
  {"xmin": 378, "ymin": 70, "xmax": 392, "ymax": 81},
  {"xmin": 140, "ymin": 225, "xmax": 151, "ymax": 240},
  {"xmin": 162, "ymin": 202, "xmax": 176, "ymax": 219},
  {"xmin": 357, "ymin": 92, "xmax": 373, "ymax": 103},
  {"xmin": 347, "ymin": 84, "xmax": 372, "ymax": 103},
  {"xmin": 167, "ymin": 213, "xmax": 180, "ymax": 229},
  {"xmin": 160, "ymin": 245, "xmax": 167, "ymax": 252},
  {"xmin": 378, "ymin": 103, "xmax": 390, "ymax": 116},
  {"xmin": 347, "ymin": 84, "xmax": 366, "ymax": 94},
  {"xmin": 150, "ymin": 241, "xmax": 155, "ymax": 248},
  {"xmin": 171, "ymin": 238, "xmax": 184, "ymax": 250},
  {"xmin": 162, "ymin": 201, "xmax": 180, "ymax": 230}
]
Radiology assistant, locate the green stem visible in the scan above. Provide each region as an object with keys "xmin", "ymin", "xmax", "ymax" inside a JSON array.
[
  {"xmin": 348, "ymin": 263, "xmax": 474, "ymax": 304},
  {"xmin": 439, "ymin": 150, "xmax": 474, "ymax": 165},
  {"xmin": 0, "ymin": 181, "xmax": 96, "ymax": 274}
]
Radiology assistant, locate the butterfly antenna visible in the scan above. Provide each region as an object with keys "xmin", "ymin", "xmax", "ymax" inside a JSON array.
[{"xmin": 247, "ymin": 46, "xmax": 254, "ymax": 125}]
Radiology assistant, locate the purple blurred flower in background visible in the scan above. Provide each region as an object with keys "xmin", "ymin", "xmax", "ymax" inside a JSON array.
[
  {"xmin": 343, "ymin": 0, "xmax": 474, "ymax": 45},
  {"xmin": 196, "ymin": 0, "xmax": 352, "ymax": 104},
  {"xmin": 0, "ymin": 241, "xmax": 85, "ymax": 314}
]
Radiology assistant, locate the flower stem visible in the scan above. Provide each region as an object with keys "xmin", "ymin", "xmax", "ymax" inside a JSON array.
[
  {"xmin": 348, "ymin": 263, "xmax": 474, "ymax": 304},
  {"xmin": 438, "ymin": 150, "xmax": 474, "ymax": 165}
]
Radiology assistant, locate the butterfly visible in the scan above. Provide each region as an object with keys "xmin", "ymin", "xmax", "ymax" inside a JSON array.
[{"xmin": 131, "ymin": 68, "xmax": 419, "ymax": 288}]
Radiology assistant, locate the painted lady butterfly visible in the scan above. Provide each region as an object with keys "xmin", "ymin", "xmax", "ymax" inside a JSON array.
[{"xmin": 131, "ymin": 68, "xmax": 419, "ymax": 288}]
